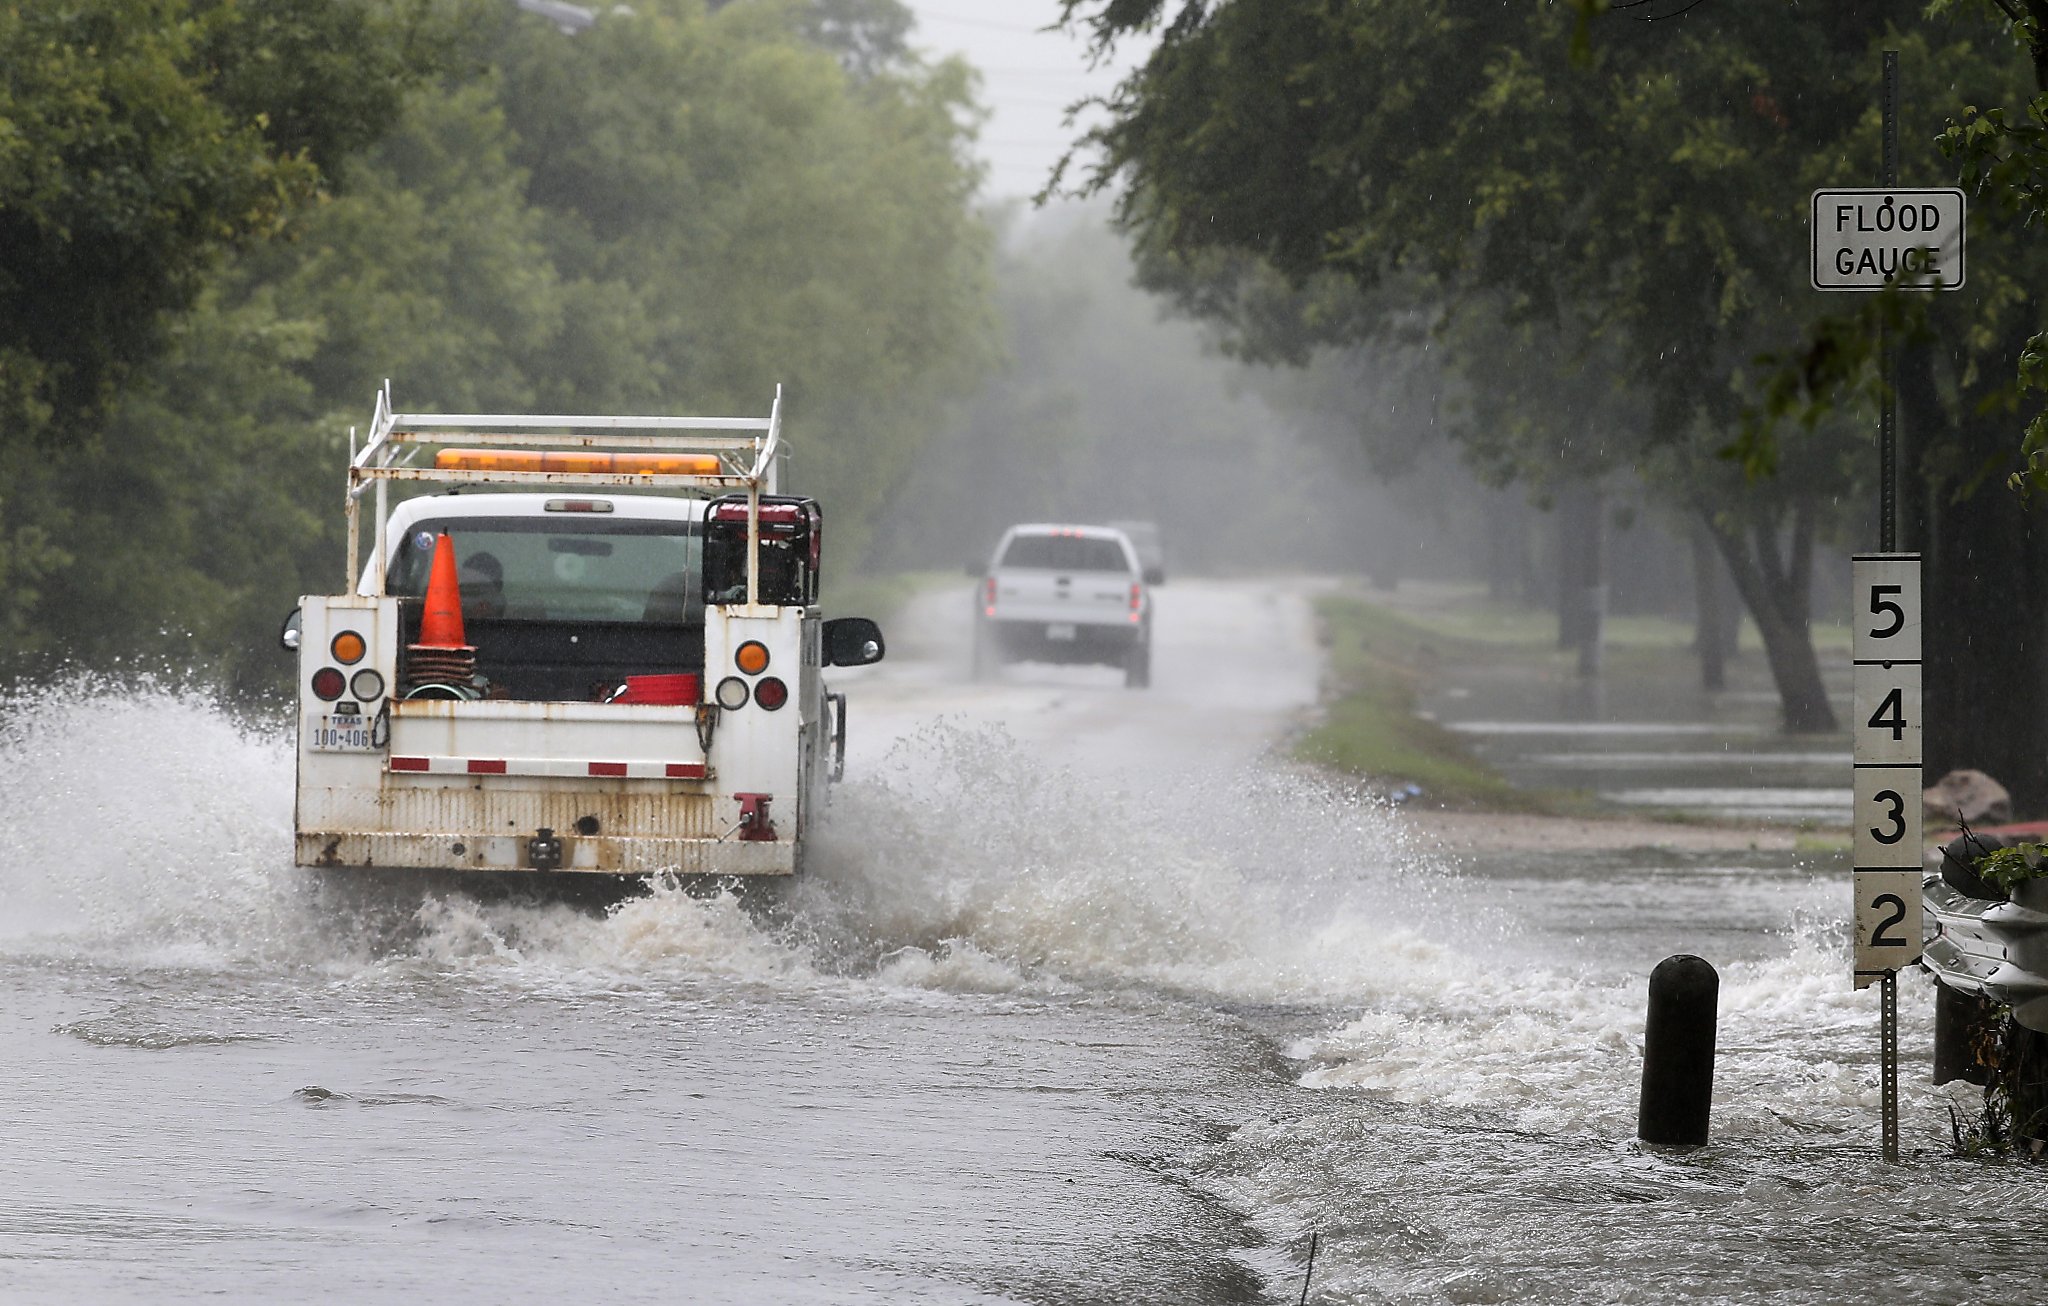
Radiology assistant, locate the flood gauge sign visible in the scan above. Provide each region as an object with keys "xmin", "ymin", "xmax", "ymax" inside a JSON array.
[
  {"xmin": 1852, "ymin": 554, "xmax": 1924, "ymax": 987},
  {"xmin": 1811, "ymin": 189, "xmax": 1965, "ymax": 292}
]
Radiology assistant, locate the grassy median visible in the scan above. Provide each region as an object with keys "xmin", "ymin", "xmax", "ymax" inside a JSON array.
[{"xmin": 1294, "ymin": 593, "xmax": 1556, "ymax": 811}]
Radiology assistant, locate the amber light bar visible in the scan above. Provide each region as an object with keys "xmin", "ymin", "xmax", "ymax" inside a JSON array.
[{"xmin": 433, "ymin": 449, "xmax": 723, "ymax": 475}]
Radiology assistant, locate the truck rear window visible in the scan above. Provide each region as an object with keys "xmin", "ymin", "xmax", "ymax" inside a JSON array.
[
  {"xmin": 386, "ymin": 517, "xmax": 702, "ymax": 625},
  {"xmin": 999, "ymin": 534, "xmax": 1130, "ymax": 572}
]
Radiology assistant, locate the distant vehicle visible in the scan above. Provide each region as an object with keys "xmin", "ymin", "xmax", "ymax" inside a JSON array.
[
  {"xmin": 284, "ymin": 384, "xmax": 885, "ymax": 881},
  {"xmin": 1106, "ymin": 519, "xmax": 1167, "ymax": 585},
  {"xmin": 972, "ymin": 524, "xmax": 1153, "ymax": 687}
]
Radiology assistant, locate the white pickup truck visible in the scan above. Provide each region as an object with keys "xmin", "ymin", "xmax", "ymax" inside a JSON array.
[
  {"xmin": 971, "ymin": 523, "xmax": 1155, "ymax": 687},
  {"xmin": 286, "ymin": 385, "xmax": 884, "ymax": 879}
]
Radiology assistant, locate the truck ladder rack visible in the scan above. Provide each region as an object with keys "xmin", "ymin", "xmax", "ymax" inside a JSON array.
[{"xmin": 343, "ymin": 381, "xmax": 784, "ymax": 599}]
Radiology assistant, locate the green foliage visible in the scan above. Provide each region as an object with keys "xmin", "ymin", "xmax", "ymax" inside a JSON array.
[
  {"xmin": 1297, "ymin": 595, "xmax": 1550, "ymax": 810},
  {"xmin": 1937, "ymin": 90, "xmax": 2048, "ymax": 494},
  {"xmin": 0, "ymin": 0, "xmax": 995, "ymax": 691},
  {"xmin": 0, "ymin": 0, "xmax": 458, "ymax": 445},
  {"xmin": 1056, "ymin": 0, "xmax": 1972, "ymax": 731},
  {"xmin": 1977, "ymin": 841, "xmax": 2048, "ymax": 892}
]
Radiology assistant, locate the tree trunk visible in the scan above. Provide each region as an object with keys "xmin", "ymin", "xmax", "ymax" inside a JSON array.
[
  {"xmin": 1578, "ymin": 486, "xmax": 1606, "ymax": 679},
  {"xmin": 2000, "ymin": 1019, "xmax": 2048, "ymax": 1146},
  {"xmin": 1703, "ymin": 503, "xmax": 1837, "ymax": 733},
  {"xmin": 1905, "ymin": 316, "xmax": 2048, "ymax": 811},
  {"xmin": 1555, "ymin": 480, "xmax": 1606, "ymax": 672},
  {"xmin": 1689, "ymin": 521, "xmax": 1730, "ymax": 692},
  {"xmin": 1557, "ymin": 482, "xmax": 1592, "ymax": 650},
  {"xmin": 1486, "ymin": 488, "xmax": 1532, "ymax": 604},
  {"xmin": 1920, "ymin": 459, "xmax": 2048, "ymax": 803}
]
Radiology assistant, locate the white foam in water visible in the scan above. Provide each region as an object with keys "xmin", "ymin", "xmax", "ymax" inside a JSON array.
[
  {"xmin": 0, "ymin": 676, "xmax": 313, "ymax": 963},
  {"xmin": 0, "ymin": 684, "xmax": 1933, "ymax": 1154},
  {"xmin": 794, "ymin": 720, "xmax": 1486, "ymax": 1003},
  {"xmin": 0, "ymin": 687, "xmax": 1482, "ymax": 1008}
]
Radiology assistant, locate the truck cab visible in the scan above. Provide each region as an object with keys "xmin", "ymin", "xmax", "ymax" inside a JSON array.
[{"xmin": 289, "ymin": 386, "xmax": 882, "ymax": 879}]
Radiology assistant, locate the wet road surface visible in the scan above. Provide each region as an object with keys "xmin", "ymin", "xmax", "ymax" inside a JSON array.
[{"xmin": 3, "ymin": 580, "xmax": 2043, "ymax": 1304}]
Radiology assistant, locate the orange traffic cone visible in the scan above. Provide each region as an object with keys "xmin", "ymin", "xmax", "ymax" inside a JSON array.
[{"xmin": 417, "ymin": 532, "xmax": 469, "ymax": 649}]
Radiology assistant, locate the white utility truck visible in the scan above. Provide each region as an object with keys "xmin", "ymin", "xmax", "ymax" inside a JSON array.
[{"xmin": 286, "ymin": 384, "xmax": 884, "ymax": 879}]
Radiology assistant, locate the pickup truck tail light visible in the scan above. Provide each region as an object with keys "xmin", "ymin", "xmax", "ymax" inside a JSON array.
[
  {"xmin": 983, "ymin": 576, "xmax": 996, "ymax": 617},
  {"xmin": 1129, "ymin": 582, "xmax": 1143, "ymax": 623}
]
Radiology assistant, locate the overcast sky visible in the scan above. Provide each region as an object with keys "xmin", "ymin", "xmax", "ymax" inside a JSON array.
[{"xmin": 900, "ymin": 2, "xmax": 1155, "ymax": 205}]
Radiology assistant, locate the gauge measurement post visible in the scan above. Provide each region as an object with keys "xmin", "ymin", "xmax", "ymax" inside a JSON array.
[{"xmin": 1852, "ymin": 553, "xmax": 1923, "ymax": 989}]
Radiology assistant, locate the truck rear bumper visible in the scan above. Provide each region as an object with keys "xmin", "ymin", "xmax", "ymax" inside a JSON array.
[
  {"xmin": 296, "ymin": 830, "xmax": 794, "ymax": 877},
  {"xmin": 986, "ymin": 617, "xmax": 1142, "ymax": 665}
]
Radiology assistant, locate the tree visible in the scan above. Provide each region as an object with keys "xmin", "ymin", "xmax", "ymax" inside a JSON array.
[
  {"xmin": 0, "ymin": 0, "xmax": 999, "ymax": 686},
  {"xmin": 488, "ymin": 0, "xmax": 994, "ymax": 565},
  {"xmin": 1056, "ymin": 0, "xmax": 2034, "ymax": 740},
  {"xmin": 0, "ymin": 0, "xmax": 458, "ymax": 446}
]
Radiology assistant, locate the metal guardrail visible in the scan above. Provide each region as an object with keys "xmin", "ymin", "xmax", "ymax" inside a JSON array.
[{"xmin": 1921, "ymin": 869, "xmax": 2048, "ymax": 1032}]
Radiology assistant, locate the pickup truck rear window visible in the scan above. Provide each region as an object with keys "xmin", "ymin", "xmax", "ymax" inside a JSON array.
[
  {"xmin": 386, "ymin": 517, "xmax": 702, "ymax": 625},
  {"xmin": 998, "ymin": 534, "xmax": 1130, "ymax": 572}
]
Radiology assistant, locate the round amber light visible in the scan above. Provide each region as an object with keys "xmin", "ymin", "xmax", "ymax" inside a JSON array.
[
  {"xmin": 735, "ymin": 641, "xmax": 770, "ymax": 675},
  {"xmin": 330, "ymin": 631, "xmax": 367, "ymax": 665}
]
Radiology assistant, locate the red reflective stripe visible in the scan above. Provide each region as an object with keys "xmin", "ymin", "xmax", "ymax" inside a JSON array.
[
  {"xmin": 665, "ymin": 763, "xmax": 706, "ymax": 779},
  {"xmin": 390, "ymin": 756, "xmax": 429, "ymax": 772},
  {"xmin": 466, "ymin": 759, "xmax": 507, "ymax": 774},
  {"xmin": 588, "ymin": 761, "xmax": 628, "ymax": 777}
]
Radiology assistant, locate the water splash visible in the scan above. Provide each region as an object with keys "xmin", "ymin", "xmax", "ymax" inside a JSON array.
[
  {"xmin": 0, "ymin": 675, "xmax": 314, "ymax": 965},
  {"xmin": 791, "ymin": 720, "xmax": 1485, "ymax": 1002}
]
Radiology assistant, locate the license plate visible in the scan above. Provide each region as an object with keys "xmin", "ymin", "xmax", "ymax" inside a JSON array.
[
  {"xmin": 309, "ymin": 713, "xmax": 374, "ymax": 752},
  {"xmin": 1046, "ymin": 623, "xmax": 1077, "ymax": 641}
]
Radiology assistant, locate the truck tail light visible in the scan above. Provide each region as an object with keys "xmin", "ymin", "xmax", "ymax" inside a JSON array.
[
  {"xmin": 1129, "ymin": 582, "xmax": 1143, "ymax": 623},
  {"xmin": 311, "ymin": 667, "xmax": 346, "ymax": 701},
  {"xmin": 754, "ymin": 677, "xmax": 788, "ymax": 711},
  {"xmin": 715, "ymin": 676, "xmax": 750, "ymax": 710},
  {"xmin": 984, "ymin": 576, "xmax": 996, "ymax": 617}
]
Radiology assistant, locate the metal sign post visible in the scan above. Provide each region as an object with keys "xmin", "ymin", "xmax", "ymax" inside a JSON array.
[
  {"xmin": 1853, "ymin": 551, "xmax": 1922, "ymax": 1165},
  {"xmin": 1810, "ymin": 49, "xmax": 1966, "ymax": 1164}
]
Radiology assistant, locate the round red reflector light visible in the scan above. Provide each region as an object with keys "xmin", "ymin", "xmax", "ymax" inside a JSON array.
[
  {"xmin": 715, "ymin": 676, "xmax": 750, "ymax": 710},
  {"xmin": 735, "ymin": 641, "xmax": 770, "ymax": 675},
  {"xmin": 311, "ymin": 667, "xmax": 346, "ymax": 701},
  {"xmin": 754, "ymin": 676, "xmax": 789, "ymax": 711},
  {"xmin": 330, "ymin": 631, "xmax": 367, "ymax": 664}
]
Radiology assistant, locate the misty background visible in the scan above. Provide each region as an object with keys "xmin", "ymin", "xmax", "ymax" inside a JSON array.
[{"xmin": 0, "ymin": 0, "xmax": 1901, "ymax": 724}]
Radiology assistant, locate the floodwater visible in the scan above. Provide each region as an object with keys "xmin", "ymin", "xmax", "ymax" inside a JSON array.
[
  {"xmin": 3, "ymin": 581, "xmax": 2043, "ymax": 1305},
  {"xmin": 1416, "ymin": 617, "xmax": 1856, "ymax": 825}
]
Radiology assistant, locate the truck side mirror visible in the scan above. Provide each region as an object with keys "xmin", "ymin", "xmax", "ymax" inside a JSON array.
[
  {"xmin": 280, "ymin": 607, "xmax": 303, "ymax": 652},
  {"xmin": 1143, "ymin": 565, "xmax": 1165, "ymax": 586},
  {"xmin": 822, "ymin": 616, "xmax": 886, "ymax": 667}
]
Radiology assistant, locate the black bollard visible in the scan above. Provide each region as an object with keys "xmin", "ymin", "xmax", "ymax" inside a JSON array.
[{"xmin": 1638, "ymin": 954, "xmax": 1718, "ymax": 1147}]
